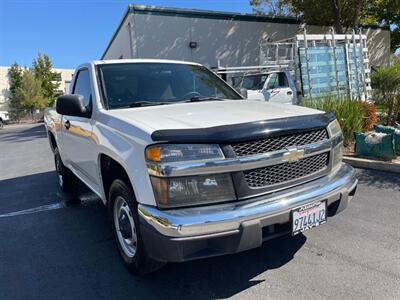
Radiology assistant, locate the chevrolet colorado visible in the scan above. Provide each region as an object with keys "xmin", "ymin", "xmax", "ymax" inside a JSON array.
[{"xmin": 44, "ymin": 59, "xmax": 357, "ymax": 274}]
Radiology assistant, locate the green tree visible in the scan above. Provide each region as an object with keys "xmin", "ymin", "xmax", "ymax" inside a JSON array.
[
  {"xmin": 371, "ymin": 62, "xmax": 400, "ymax": 124},
  {"xmin": 363, "ymin": 0, "xmax": 400, "ymax": 53},
  {"xmin": 250, "ymin": 0, "xmax": 399, "ymax": 52},
  {"xmin": 7, "ymin": 62, "xmax": 23, "ymax": 110},
  {"xmin": 32, "ymin": 52, "xmax": 61, "ymax": 106},
  {"xmin": 250, "ymin": 0, "xmax": 368, "ymax": 33},
  {"xmin": 250, "ymin": 0, "xmax": 295, "ymax": 16},
  {"xmin": 16, "ymin": 69, "xmax": 48, "ymax": 117}
]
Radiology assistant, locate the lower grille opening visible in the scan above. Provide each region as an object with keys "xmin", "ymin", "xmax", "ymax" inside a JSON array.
[
  {"xmin": 262, "ymin": 222, "xmax": 291, "ymax": 241},
  {"xmin": 244, "ymin": 152, "xmax": 329, "ymax": 188}
]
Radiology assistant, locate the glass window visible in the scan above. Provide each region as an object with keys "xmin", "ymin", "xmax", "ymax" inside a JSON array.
[
  {"xmin": 299, "ymin": 46, "xmax": 348, "ymax": 98},
  {"xmin": 267, "ymin": 73, "xmax": 278, "ymax": 90},
  {"xmin": 97, "ymin": 63, "xmax": 242, "ymax": 109},
  {"xmin": 73, "ymin": 69, "xmax": 92, "ymax": 107},
  {"xmin": 240, "ymin": 74, "xmax": 269, "ymax": 90},
  {"xmin": 267, "ymin": 72, "xmax": 289, "ymax": 90},
  {"xmin": 278, "ymin": 72, "xmax": 289, "ymax": 87}
]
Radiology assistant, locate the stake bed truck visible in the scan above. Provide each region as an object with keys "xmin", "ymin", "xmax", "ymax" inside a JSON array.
[{"xmin": 44, "ymin": 59, "xmax": 357, "ymax": 274}]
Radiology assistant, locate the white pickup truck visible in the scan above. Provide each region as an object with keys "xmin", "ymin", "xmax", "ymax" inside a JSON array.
[
  {"xmin": 235, "ymin": 70, "xmax": 298, "ymax": 104},
  {"xmin": 44, "ymin": 59, "xmax": 357, "ymax": 275}
]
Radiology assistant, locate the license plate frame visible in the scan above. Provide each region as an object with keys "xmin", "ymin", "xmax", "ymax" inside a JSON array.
[{"xmin": 291, "ymin": 200, "xmax": 327, "ymax": 235}]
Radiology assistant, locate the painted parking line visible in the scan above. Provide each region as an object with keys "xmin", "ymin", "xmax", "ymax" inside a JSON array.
[{"xmin": 0, "ymin": 203, "xmax": 64, "ymax": 218}]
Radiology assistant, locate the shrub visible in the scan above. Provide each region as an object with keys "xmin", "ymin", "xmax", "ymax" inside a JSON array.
[
  {"xmin": 302, "ymin": 97, "xmax": 364, "ymax": 145},
  {"xmin": 371, "ymin": 63, "xmax": 400, "ymax": 125},
  {"xmin": 357, "ymin": 101, "xmax": 378, "ymax": 131}
]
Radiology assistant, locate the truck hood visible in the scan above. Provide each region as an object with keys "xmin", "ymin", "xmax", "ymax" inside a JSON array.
[{"xmin": 107, "ymin": 100, "xmax": 322, "ymax": 133}]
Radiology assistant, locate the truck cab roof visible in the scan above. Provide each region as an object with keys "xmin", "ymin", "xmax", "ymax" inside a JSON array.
[{"xmin": 91, "ymin": 59, "xmax": 203, "ymax": 66}]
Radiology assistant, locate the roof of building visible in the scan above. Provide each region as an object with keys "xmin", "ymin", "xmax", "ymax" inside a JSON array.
[{"xmin": 101, "ymin": 4, "xmax": 390, "ymax": 59}]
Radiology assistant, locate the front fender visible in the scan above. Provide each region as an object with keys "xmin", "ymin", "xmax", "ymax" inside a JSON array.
[{"xmin": 92, "ymin": 120, "xmax": 156, "ymax": 206}]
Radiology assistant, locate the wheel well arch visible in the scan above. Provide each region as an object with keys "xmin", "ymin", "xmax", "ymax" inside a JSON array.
[
  {"xmin": 99, "ymin": 154, "xmax": 133, "ymax": 207},
  {"xmin": 48, "ymin": 131, "xmax": 57, "ymax": 152}
]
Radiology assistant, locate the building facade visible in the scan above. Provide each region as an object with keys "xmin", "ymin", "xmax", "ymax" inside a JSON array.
[
  {"xmin": 102, "ymin": 5, "xmax": 391, "ymax": 68},
  {"xmin": 0, "ymin": 67, "xmax": 74, "ymax": 111}
]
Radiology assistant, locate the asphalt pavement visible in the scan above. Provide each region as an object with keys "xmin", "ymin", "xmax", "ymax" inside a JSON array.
[{"xmin": 0, "ymin": 124, "xmax": 399, "ymax": 300}]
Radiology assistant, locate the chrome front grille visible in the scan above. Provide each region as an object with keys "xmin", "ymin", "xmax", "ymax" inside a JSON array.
[
  {"xmin": 243, "ymin": 153, "xmax": 329, "ymax": 188},
  {"xmin": 231, "ymin": 129, "xmax": 328, "ymax": 157}
]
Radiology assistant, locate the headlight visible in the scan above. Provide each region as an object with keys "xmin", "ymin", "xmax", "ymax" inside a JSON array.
[
  {"xmin": 327, "ymin": 119, "xmax": 342, "ymax": 137},
  {"xmin": 146, "ymin": 144, "xmax": 224, "ymax": 163},
  {"xmin": 146, "ymin": 144, "xmax": 234, "ymax": 207},
  {"xmin": 150, "ymin": 173, "xmax": 236, "ymax": 208}
]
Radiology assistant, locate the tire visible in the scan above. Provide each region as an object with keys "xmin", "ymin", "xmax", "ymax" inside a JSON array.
[
  {"xmin": 0, "ymin": 119, "xmax": 4, "ymax": 129},
  {"xmin": 109, "ymin": 178, "xmax": 164, "ymax": 275},
  {"xmin": 54, "ymin": 147, "xmax": 79, "ymax": 193}
]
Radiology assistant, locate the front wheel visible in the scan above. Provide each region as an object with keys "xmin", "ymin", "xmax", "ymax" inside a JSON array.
[{"xmin": 109, "ymin": 179, "xmax": 164, "ymax": 275}]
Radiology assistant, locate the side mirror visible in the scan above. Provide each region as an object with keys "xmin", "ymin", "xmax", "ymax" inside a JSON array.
[
  {"xmin": 56, "ymin": 94, "xmax": 90, "ymax": 118},
  {"xmin": 240, "ymin": 88, "xmax": 248, "ymax": 99}
]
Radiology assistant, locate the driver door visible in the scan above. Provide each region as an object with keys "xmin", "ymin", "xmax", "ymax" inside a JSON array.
[
  {"xmin": 265, "ymin": 72, "xmax": 294, "ymax": 104},
  {"xmin": 60, "ymin": 68, "xmax": 98, "ymax": 188}
]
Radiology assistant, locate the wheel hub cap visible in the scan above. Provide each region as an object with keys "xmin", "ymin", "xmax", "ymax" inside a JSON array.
[
  {"xmin": 118, "ymin": 212, "xmax": 132, "ymax": 239},
  {"xmin": 113, "ymin": 196, "xmax": 137, "ymax": 258}
]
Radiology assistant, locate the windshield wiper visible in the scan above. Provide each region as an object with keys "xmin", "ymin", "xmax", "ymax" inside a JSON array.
[
  {"xmin": 128, "ymin": 101, "xmax": 173, "ymax": 107},
  {"xmin": 186, "ymin": 96, "xmax": 226, "ymax": 102}
]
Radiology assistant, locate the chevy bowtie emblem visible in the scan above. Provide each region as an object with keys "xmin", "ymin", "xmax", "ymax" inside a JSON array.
[{"xmin": 283, "ymin": 148, "xmax": 305, "ymax": 163}]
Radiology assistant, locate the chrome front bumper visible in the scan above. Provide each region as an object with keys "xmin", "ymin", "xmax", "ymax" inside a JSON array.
[{"xmin": 138, "ymin": 163, "xmax": 357, "ymax": 262}]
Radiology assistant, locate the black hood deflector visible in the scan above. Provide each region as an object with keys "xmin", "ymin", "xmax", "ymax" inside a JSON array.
[{"xmin": 151, "ymin": 112, "xmax": 335, "ymax": 143}]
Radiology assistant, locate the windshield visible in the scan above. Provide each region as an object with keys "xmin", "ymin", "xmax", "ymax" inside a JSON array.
[
  {"xmin": 97, "ymin": 63, "xmax": 242, "ymax": 109},
  {"xmin": 233, "ymin": 74, "xmax": 269, "ymax": 90}
]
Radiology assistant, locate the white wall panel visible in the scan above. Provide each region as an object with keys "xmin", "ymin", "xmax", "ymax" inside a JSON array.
[
  {"xmin": 103, "ymin": 15, "xmax": 134, "ymax": 60},
  {"xmin": 133, "ymin": 14, "xmax": 192, "ymax": 61},
  {"xmin": 103, "ymin": 10, "xmax": 390, "ymax": 68}
]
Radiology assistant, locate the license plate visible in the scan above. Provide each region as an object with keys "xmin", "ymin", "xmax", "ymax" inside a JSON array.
[{"xmin": 292, "ymin": 201, "xmax": 327, "ymax": 235}]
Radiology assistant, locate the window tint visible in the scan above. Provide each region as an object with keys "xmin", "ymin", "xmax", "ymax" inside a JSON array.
[
  {"xmin": 267, "ymin": 73, "xmax": 278, "ymax": 90},
  {"xmin": 98, "ymin": 63, "xmax": 241, "ymax": 109},
  {"xmin": 267, "ymin": 72, "xmax": 289, "ymax": 90},
  {"xmin": 240, "ymin": 74, "xmax": 268, "ymax": 90},
  {"xmin": 278, "ymin": 72, "xmax": 289, "ymax": 87},
  {"xmin": 73, "ymin": 69, "xmax": 92, "ymax": 106}
]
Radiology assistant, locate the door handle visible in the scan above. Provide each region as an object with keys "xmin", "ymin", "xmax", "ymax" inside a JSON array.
[
  {"xmin": 64, "ymin": 120, "xmax": 71, "ymax": 130},
  {"xmin": 287, "ymin": 91, "xmax": 293, "ymax": 96}
]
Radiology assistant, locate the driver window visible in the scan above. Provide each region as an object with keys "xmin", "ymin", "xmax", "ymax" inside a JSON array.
[
  {"xmin": 73, "ymin": 69, "xmax": 92, "ymax": 107},
  {"xmin": 266, "ymin": 73, "xmax": 278, "ymax": 90},
  {"xmin": 278, "ymin": 72, "xmax": 289, "ymax": 87}
]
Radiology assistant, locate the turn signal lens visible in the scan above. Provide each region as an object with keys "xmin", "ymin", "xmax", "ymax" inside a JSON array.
[{"xmin": 145, "ymin": 146, "xmax": 161, "ymax": 162}]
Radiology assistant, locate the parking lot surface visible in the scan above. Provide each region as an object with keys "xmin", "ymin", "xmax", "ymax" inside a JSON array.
[{"xmin": 0, "ymin": 124, "xmax": 399, "ymax": 300}]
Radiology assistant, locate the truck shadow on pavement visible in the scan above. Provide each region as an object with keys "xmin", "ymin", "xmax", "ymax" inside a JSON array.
[
  {"xmin": 0, "ymin": 123, "xmax": 46, "ymax": 143},
  {"xmin": 149, "ymin": 234, "xmax": 306, "ymax": 298},
  {"xmin": 0, "ymin": 170, "xmax": 306, "ymax": 299}
]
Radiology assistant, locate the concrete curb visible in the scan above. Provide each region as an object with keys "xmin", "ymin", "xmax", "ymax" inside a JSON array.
[{"xmin": 343, "ymin": 156, "xmax": 400, "ymax": 174}]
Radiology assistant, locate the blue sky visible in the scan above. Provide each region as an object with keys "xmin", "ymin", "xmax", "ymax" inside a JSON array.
[{"xmin": 0, "ymin": 0, "xmax": 253, "ymax": 69}]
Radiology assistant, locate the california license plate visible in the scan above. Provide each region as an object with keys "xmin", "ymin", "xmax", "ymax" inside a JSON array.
[{"xmin": 292, "ymin": 201, "xmax": 327, "ymax": 235}]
